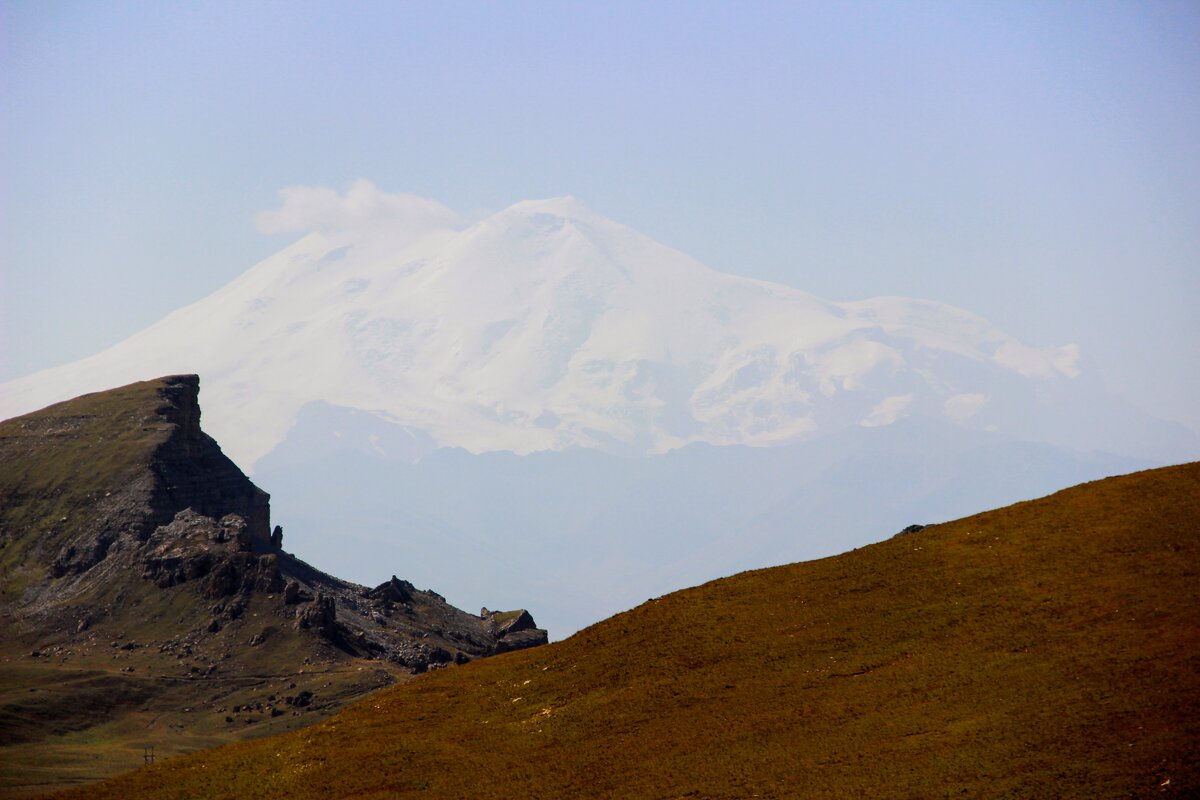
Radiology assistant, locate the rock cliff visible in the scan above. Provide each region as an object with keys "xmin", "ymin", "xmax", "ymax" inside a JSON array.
[
  {"xmin": 0, "ymin": 376, "xmax": 546, "ymax": 795},
  {"xmin": 0, "ymin": 375, "xmax": 546, "ymax": 665}
]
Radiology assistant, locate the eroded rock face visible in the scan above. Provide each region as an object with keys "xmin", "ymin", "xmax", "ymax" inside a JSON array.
[
  {"xmin": 283, "ymin": 579, "xmax": 304, "ymax": 604},
  {"xmin": 14, "ymin": 376, "xmax": 273, "ymax": 598},
  {"xmin": 1, "ymin": 375, "xmax": 549, "ymax": 678},
  {"xmin": 141, "ymin": 511, "xmax": 250, "ymax": 588},
  {"xmin": 47, "ymin": 475, "xmax": 160, "ymax": 579},
  {"xmin": 482, "ymin": 608, "xmax": 551, "ymax": 653},
  {"xmin": 0, "ymin": 375, "xmax": 552, "ymax": 797},
  {"xmin": 148, "ymin": 377, "xmax": 271, "ymax": 547},
  {"xmin": 368, "ymin": 575, "xmax": 414, "ymax": 605},
  {"xmin": 202, "ymin": 550, "xmax": 284, "ymax": 599},
  {"xmin": 295, "ymin": 593, "xmax": 337, "ymax": 639}
]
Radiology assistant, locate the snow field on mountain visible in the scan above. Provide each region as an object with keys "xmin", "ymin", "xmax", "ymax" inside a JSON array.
[{"xmin": 0, "ymin": 189, "xmax": 1089, "ymax": 471}]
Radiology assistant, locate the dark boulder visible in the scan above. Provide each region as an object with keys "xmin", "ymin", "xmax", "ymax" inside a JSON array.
[
  {"xmin": 368, "ymin": 575, "xmax": 415, "ymax": 605},
  {"xmin": 295, "ymin": 593, "xmax": 337, "ymax": 640}
]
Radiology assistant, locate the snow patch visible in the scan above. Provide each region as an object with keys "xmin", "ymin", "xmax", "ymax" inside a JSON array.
[
  {"xmin": 993, "ymin": 340, "xmax": 1081, "ymax": 379},
  {"xmin": 945, "ymin": 393, "xmax": 989, "ymax": 421},
  {"xmin": 861, "ymin": 394, "xmax": 914, "ymax": 427}
]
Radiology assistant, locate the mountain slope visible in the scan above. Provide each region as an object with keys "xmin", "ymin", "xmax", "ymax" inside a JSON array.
[
  {"xmin": 59, "ymin": 462, "xmax": 1200, "ymax": 799},
  {"xmin": 0, "ymin": 377, "xmax": 545, "ymax": 797},
  {"xmin": 3, "ymin": 188, "xmax": 1192, "ymax": 640},
  {"xmin": 256, "ymin": 408, "xmax": 1141, "ymax": 637},
  {"xmin": 3, "ymin": 189, "xmax": 1189, "ymax": 470}
]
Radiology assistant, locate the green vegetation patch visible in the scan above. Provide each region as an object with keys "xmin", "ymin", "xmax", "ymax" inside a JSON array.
[{"xmin": 0, "ymin": 378, "xmax": 180, "ymax": 594}]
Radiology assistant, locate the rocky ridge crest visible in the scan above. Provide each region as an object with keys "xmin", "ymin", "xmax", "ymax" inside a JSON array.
[{"xmin": 0, "ymin": 374, "xmax": 546, "ymax": 697}]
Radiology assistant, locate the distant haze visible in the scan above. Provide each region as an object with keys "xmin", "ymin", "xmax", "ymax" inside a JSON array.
[
  {"xmin": 1, "ymin": 191, "xmax": 1190, "ymax": 636},
  {"xmin": 3, "ymin": 188, "xmax": 1191, "ymax": 467},
  {"xmin": 4, "ymin": 3, "xmax": 1198, "ymax": 637},
  {"xmin": 2, "ymin": 2, "xmax": 1198, "ymax": 435}
]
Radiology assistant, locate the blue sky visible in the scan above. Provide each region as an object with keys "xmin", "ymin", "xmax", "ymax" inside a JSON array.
[{"xmin": 2, "ymin": 1, "xmax": 1198, "ymax": 431}]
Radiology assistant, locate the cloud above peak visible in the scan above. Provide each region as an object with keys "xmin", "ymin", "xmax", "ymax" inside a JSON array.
[{"xmin": 254, "ymin": 180, "xmax": 460, "ymax": 237}]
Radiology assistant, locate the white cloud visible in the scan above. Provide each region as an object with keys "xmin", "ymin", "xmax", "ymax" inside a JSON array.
[
  {"xmin": 944, "ymin": 392, "xmax": 989, "ymax": 421},
  {"xmin": 860, "ymin": 394, "xmax": 913, "ymax": 427},
  {"xmin": 1051, "ymin": 343, "xmax": 1082, "ymax": 378},
  {"xmin": 993, "ymin": 340, "xmax": 1081, "ymax": 379},
  {"xmin": 254, "ymin": 180, "xmax": 461, "ymax": 237}
]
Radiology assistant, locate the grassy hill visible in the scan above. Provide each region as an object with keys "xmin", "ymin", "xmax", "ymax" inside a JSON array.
[
  {"xmin": 0, "ymin": 377, "xmax": 544, "ymax": 797},
  {"xmin": 53, "ymin": 462, "xmax": 1200, "ymax": 799}
]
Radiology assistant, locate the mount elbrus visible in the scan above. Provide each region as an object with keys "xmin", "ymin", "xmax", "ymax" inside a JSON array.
[
  {"xmin": 3, "ymin": 193, "xmax": 1193, "ymax": 471},
  {"xmin": 0, "ymin": 375, "xmax": 545, "ymax": 796},
  {"xmin": 3, "ymin": 193, "xmax": 1194, "ymax": 639}
]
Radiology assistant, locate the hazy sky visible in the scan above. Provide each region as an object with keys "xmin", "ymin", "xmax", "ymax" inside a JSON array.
[{"xmin": 2, "ymin": 1, "xmax": 1198, "ymax": 432}]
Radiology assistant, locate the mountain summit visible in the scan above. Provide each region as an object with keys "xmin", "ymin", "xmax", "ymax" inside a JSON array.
[{"xmin": 6, "ymin": 183, "xmax": 1178, "ymax": 471}]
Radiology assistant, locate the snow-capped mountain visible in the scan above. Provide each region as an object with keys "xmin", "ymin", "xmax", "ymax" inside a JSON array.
[
  {"xmin": 0, "ymin": 189, "xmax": 1127, "ymax": 470},
  {"xmin": 4, "ymin": 184, "xmax": 1194, "ymax": 635}
]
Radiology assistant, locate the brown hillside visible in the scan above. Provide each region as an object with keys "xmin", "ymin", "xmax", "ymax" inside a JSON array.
[{"xmin": 56, "ymin": 462, "xmax": 1200, "ymax": 799}]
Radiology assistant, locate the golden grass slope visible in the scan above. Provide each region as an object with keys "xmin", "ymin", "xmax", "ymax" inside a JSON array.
[{"xmin": 57, "ymin": 462, "xmax": 1199, "ymax": 799}]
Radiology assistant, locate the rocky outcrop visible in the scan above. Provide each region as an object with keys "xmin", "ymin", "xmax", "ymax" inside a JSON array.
[
  {"xmin": 482, "ymin": 607, "xmax": 550, "ymax": 653},
  {"xmin": 294, "ymin": 593, "xmax": 337, "ymax": 639},
  {"xmin": 147, "ymin": 376, "xmax": 271, "ymax": 548},
  {"xmin": 0, "ymin": 375, "xmax": 549, "ymax": 676},
  {"xmin": 368, "ymin": 575, "xmax": 414, "ymax": 606},
  {"xmin": 141, "ymin": 510, "xmax": 251, "ymax": 587},
  {"xmin": 0, "ymin": 375, "xmax": 551, "ymax": 794},
  {"xmin": 8, "ymin": 375, "xmax": 272, "ymax": 595},
  {"xmin": 286, "ymin": 577, "xmax": 550, "ymax": 670}
]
